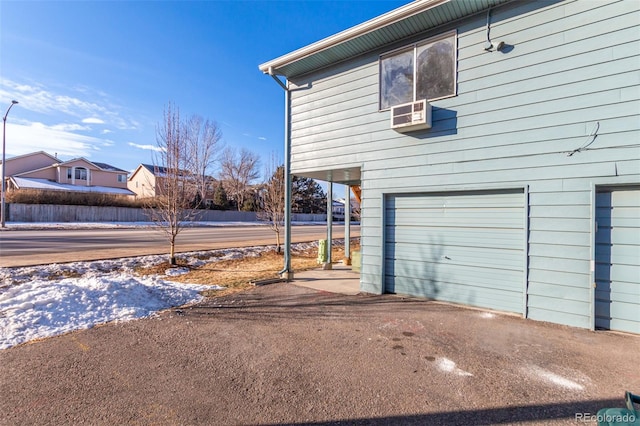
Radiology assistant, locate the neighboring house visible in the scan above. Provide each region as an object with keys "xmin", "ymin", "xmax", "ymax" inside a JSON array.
[
  {"xmin": 260, "ymin": 0, "xmax": 639, "ymax": 333},
  {"xmin": 332, "ymin": 198, "xmax": 360, "ymax": 220},
  {"xmin": 128, "ymin": 163, "xmax": 216, "ymax": 203},
  {"xmin": 128, "ymin": 163, "xmax": 163, "ymax": 198},
  {"xmin": 3, "ymin": 151, "xmax": 133, "ymax": 197}
]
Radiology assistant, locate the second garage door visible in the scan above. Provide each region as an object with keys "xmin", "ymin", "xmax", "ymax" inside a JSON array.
[
  {"xmin": 384, "ymin": 190, "xmax": 525, "ymax": 314},
  {"xmin": 595, "ymin": 188, "xmax": 640, "ymax": 334}
]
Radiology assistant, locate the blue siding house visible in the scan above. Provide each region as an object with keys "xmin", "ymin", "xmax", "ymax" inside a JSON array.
[{"xmin": 260, "ymin": 0, "xmax": 640, "ymax": 333}]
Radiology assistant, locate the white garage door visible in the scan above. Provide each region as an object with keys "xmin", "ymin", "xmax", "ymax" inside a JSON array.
[
  {"xmin": 595, "ymin": 188, "xmax": 640, "ymax": 334},
  {"xmin": 385, "ymin": 190, "xmax": 525, "ymax": 314}
]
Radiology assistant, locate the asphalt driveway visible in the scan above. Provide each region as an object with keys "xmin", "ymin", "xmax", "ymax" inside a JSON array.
[{"xmin": 1, "ymin": 282, "xmax": 638, "ymax": 425}]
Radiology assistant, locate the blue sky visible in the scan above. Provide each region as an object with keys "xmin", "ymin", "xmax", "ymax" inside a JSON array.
[{"xmin": 0, "ymin": 0, "xmax": 407, "ymax": 184}]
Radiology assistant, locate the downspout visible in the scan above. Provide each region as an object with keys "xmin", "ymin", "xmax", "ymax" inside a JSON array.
[{"xmin": 268, "ymin": 68, "xmax": 293, "ymax": 280}]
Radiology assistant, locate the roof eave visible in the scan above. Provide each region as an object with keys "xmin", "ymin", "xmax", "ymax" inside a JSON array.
[{"xmin": 258, "ymin": 0, "xmax": 449, "ymax": 76}]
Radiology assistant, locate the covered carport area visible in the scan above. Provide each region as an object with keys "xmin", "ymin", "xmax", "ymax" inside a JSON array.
[
  {"xmin": 283, "ymin": 165, "xmax": 361, "ymax": 278},
  {"xmin": 295, "ymin": 166, "xmax": 361, "ymax": 271}
]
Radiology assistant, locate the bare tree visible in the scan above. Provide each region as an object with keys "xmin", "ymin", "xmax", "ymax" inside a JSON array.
[
  {"xmin": 258, "ymin": 156, "xmax": 285, "ymax": 252},
  {"xmin": 145, "ymin": 103, "xmax": 199, "ymax": 265},
  {"xmin": 185, "ymin": 115, "xmax": 222, "ymax": 207},
  {"xmin": 219, "ymin": 147, "xmax": 260, "ymax": 211}
]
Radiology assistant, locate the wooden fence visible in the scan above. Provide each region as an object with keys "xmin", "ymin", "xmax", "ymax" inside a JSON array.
[{"xmin": 6, "ymin": 204, "xmax": 326, "ymax": 223}]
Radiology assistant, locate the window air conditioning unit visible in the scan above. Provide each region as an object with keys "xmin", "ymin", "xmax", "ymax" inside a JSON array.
[{"xmin": 390, "ymin": 99, "xmax": 431, "ymax": 132}]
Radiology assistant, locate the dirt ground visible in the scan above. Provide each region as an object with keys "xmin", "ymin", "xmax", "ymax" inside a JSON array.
[
  {"xmin": 1, "ymin": 276, "xmax": 638, "ymax": 425},
  {"xmin": 136, "ymin": 243, "xmax": 350, "ymax": 298}
]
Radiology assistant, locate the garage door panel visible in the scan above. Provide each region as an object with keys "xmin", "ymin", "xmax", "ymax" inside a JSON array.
[
  {"xmin": 385, "ymin": 243, "xmax": 523, "ymax": 269},
  {"xmin": 596, "ymin": 285, "xmax": 640, "ymax": 304},
  {"xmin": 606, "ymin": 318, "xmax": 640, "ymax": 334},
  {"xmin": 387, "ymin": 228, "xmax": 523, "ymax": 249},
  {"xmin": 595, "ymin": 206, "xmax": 640, "ymax": 217},
  {"xmin": 595, "ymin": 216, "xmax": 639, "ymax": 229},
  {"xmin": 385, "ymin": 190, "xmax": 524, "ymax": 314},
  {"xmin": 595, "ymin": 187, "xmax": 640, "ymax": 334},
  {"xmin": 385, "ymin": 275, "xmax": 522, "ymax": 312},
  {"xmin": 387, "ymin": 209, "xmax": 522, "ymax": 228},
  {"xmin": 389, "ymin": 192, "xmax": 523, "ymax": 207},
  {"xmin": 595, "ymin": 244, "xmax": 638, "ymax": 265},
  {"xmin": 597, "ymin": 190, "xmax": 640, "ymax": 206},
  {"xmin": 595, "ymin": 229, "xmax": 640, "ymax": 245},
  {"xmin": 599, "ymin": 301, "xmax": 640, "ymax": 321},
  {"xmin": 595, "ymin": 263, "xmax": 640, "ymax": 284},
  {"xmin": 386, "ymin": 259, "xmax": 523, "ymax": 290}
]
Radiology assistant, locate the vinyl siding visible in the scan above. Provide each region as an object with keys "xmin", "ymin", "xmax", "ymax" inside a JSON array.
[
  {"xmin": 2, "ymin": 152, "xmax": 58, "ymax": 176},
  {"xmin": 288, "ymin": 0, "xmax": 640, "ymax": 330}
]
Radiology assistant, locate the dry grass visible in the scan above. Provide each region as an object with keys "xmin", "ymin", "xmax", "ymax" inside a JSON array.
[{"xmin": 135, "ymin": 244, "xmax": 358, "ymax": 298}]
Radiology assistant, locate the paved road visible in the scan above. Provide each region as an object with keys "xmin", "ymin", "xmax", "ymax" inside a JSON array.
[{"xmin": 0, "ymin": 224, "xmax": 359, "ymax": 267}]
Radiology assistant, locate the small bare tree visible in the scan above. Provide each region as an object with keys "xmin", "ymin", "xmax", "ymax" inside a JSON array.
[
  {"xmin": 185, "ymin": 115, "xmax": 222, "ymax": 207},
  {"xmin": 145, "ymin": 103, "xmax": 199, "ymax": 265},
  {"xmin": 258, "ymin": 157, "xmax": 285, "ymax": 252},
  {"xmin": 219, "ymin": 147, "xmax": 260, "ymax": 211}
]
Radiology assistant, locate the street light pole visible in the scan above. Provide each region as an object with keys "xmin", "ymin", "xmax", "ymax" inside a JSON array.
[{"xmin": 1, "ymin": 100, "xmax": 19, "ymax": 228}]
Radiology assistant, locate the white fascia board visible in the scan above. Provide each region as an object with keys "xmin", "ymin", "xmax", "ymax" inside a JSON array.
[{"xmin": 258, "ymin": 0, "xmax": 449, "ymax": 75}]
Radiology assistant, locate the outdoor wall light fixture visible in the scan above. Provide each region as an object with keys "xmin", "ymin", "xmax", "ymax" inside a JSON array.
[
  {"xmin": 483, "ymin": 7, "xmax": 508, "ymax": 53},
  {"xmin": 484, "ymin": 40, "xmax": 507, "ymax": 52}
]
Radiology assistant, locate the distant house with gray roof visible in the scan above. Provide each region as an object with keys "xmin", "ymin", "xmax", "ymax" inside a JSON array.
[{"xmin": 128, "ymin": 163, "xmax": 216, "ymax": 205}]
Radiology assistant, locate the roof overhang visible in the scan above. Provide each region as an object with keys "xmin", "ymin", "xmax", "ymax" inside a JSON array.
[
  {"xmin": 259, "ymin": 0, "xmax": 511, "ymax": 79},
  {"xmin": 292, "ymin": 166, "xmax": 361, "ymax": 186}
]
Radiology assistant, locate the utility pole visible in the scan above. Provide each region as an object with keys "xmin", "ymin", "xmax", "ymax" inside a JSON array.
[{"xmin": 1, "ymin": 100, "xmax": 19, "ymax": 228}]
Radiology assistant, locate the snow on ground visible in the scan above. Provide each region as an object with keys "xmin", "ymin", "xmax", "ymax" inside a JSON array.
[
  {"xmin": 0, "ymin": 222, "xmax": 322, "ymax": 350},
  {"xmin": 435, "ymin": 357, "xmax": 474, "ymax": 377},
  {"xmin": 0, "ymin": 273, "xmax": 211, "ymax": 350}
]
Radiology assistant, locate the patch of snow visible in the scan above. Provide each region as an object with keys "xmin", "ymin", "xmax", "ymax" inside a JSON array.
[
  {"xmin": 165, "ymin": 267, "xmax": 190, "ymax": 277},
  {"xmin": 478, "ymin": 312, "xmax": 495, "ymax": 319},
  {"xmin": 221, "ymin": 252, "xmax": 244, "ymax": 261},
  {"xmin": 0, "ymin": 273, "xmax": 208, "ymax": 350},
  {"xmin": 525, "ymin": 365, "xmax": 585, "ymax": 390},
  {"xmin": 0, "ymin": 239, "xmax": 324, "ymax": 350},
  {"xmin": 435, "ymin": 357, "xmax": 473, "ymax": 377}
]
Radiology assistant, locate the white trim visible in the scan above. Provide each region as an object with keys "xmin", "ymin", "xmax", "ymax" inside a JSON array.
[
  {"xmin": 589, "ymin": 183, "xmax": 596, "ymax": 331},
  {"xmin": 523, "ymin": 185, "xmax": 529, "ymax": 319},
  {"xmin": 259, "ymin": 0, "xmax": 449, "ymax": 74}
]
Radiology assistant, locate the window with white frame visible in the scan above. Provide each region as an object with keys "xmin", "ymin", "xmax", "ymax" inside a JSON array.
[
  {"xmin": 379, "ymin": 30, "xmax": 457, "ymax": 110},
  {"xmin": 117, "ymin": 174, "xmax": 127, "ymax": 183}
]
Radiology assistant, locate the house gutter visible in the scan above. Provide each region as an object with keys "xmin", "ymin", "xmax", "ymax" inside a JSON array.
[
  {"xmin": 267, "ymin": 70, "xmax": 293, "ymax": 279},
  {"xmin": 258, "ymin": 0, "xmax": 449, "ymax": 75}
]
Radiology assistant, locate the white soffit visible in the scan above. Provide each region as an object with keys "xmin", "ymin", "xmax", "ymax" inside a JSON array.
[{"xmin": 259, "ymin": 0, "xmax": 511, "ymax": 78}]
